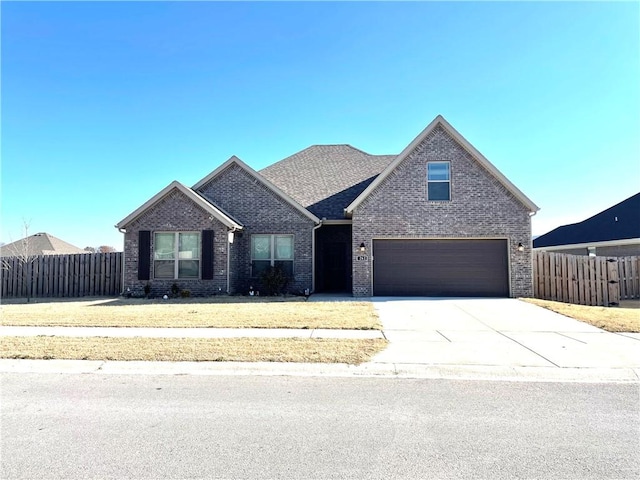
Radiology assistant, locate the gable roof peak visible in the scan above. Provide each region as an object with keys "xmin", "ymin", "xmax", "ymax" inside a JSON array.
[
  {"xmin": 115, "ymin": 180, "xmax": 242, "ymax": 230},
  {"xmin": 345, "ymin": 115, "xmax": 539, "ymax": 215},
  {"xmin": 192, "ymin": 154, "xmax": 320, "ymax": 224}
]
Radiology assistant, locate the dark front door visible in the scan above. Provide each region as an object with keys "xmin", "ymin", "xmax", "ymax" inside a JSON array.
[{"xmin": 322, "ymin": 242, "xmax": 348, "ymax": 292}]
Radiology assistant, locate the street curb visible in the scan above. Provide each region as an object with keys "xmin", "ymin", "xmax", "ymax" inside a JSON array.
[{"xmin": 1, "ymin": 359, "xmax": 638, "ymax": 383}]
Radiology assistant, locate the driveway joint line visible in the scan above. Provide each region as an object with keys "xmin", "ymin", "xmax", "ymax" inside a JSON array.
[
  {"xmin": 554, "ymin": 332, "xmax": 588, "ymax": 344},
  {"xmin": 453, "ymin": 302, "xmax": 561, "ymax": 368},
  {"xmin": 436, "ymin": 330, "xmax": 451, "ymax": 342},
  {"xmin": 495, "ymin": 331, "xmax": 561, "ymax": 368}
]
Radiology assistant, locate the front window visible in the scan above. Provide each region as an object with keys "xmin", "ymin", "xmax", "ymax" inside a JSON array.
[
  {"xmin": 427, "ymin": 162, "xmax": 450, "ymax": 201},
  {"xmin": 154, "ymin": 232, "xmax": 200, "ymax": 279},
  {"xmin": 251, "ymin": 234, "xmax": 294, "ymax": 277}
]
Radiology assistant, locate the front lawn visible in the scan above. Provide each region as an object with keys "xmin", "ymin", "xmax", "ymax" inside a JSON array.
[{"xmin": 0, "ymin": 297, "xmax": 381, "ymax": 330}]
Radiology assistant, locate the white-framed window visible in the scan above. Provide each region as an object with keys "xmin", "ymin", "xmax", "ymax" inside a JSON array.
[
  {"xmin": 427, "ymin": 161, "xmax": 451, "ymax": 201},
  {"xmin": 251, "ymin": 234, "xmax": 294, "ymax": 278},
  {"xmin": 154, "ymin": 232, "xmax": 200, "ymax": 279}
]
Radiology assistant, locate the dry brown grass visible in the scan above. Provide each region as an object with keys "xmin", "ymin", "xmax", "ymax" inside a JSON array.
[
  {"xmin": 522, "ymin": 298, "xmax": 640, "ymax": 333},
  {"xmin": 0, "ymin": 336, "xmax": 387, "ymax": 364},
  {"xmin": 0, "ymin": 297, "xmax": 380, "ymax": 330}
]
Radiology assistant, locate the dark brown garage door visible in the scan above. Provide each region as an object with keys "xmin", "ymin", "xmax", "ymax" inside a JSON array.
[{"xmin": 373, "ymin": 239, "xmax": 509, "ymax": 297}]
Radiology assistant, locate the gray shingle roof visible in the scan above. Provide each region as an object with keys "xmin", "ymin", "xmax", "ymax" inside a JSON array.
[
  {"xmin": 533, "ymin": 192, "xmax": 640, "ymax": 248},
  {"xmin": 260, "ymin": 145, "xmax": 396, "ymax": 219},
  {"xmin": 0, "ymin": 233, "xmax": 87, "ymax": 257}
]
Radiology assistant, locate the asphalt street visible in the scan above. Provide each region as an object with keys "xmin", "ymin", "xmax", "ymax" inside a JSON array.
[{"xmin": 2, "ymin": 373, "xmax": 638, "ymax": 480}]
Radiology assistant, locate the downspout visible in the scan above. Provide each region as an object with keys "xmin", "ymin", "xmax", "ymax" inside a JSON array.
[
  {"xmin": 227, "ymin": 227, "xmax": 241, "ymax": 294},
  {"xmin": 227, "ymin": 234, "xmax": 231, "ymax": 294},
  {"xmin": 117, "ymin": 227, "xmax": 126, "ymax": 295},
  {"xmin": 311, "ymin": 220, "xmax": 323, "ymax": 293}
]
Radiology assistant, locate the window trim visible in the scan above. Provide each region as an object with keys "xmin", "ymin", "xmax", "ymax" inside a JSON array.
[
  {"xmin": 153, "ymin": 231, "xmax": 201, "ymax": 280},
  {"xmin": 250, "ymin": 234, "xmax": 294, "ymax": 278},
  {"xmin": 427, "ymin": 161, "xmax": 451, "ymax": 201}
]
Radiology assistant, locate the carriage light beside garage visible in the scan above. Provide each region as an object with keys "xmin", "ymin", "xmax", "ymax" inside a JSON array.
[
  {"xmin": 359, "ymin": 242, "xmax": 366, "ymax": 252},
  {"xmin": 517, "ymin": 242, "xmax": 524, "ymax": 252}
]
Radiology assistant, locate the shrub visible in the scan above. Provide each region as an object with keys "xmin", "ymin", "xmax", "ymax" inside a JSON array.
[
  {"xmin": 260, "ymin": 266, "xmax": 290, "ymax": 296},
  {"xmin": 180, "ymin": 289, "xmax": 191, "ymax": 298}
]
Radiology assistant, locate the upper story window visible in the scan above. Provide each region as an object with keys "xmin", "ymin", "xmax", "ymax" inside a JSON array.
[
  {"xmin": 427, "ymin": 162, "xmax": 450, "ymax": 201},
  {"xmin": 154, "ymin": 232, "xmax": 200, "ymax": 279},
  {"xmin": 251, "ymin": 234, "xmax": 294, "ymax": 278}
]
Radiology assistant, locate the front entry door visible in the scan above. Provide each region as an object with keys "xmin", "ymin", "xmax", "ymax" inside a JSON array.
[{"xmin": 322, "ymin": 242, "xmax": 348, "ymax": 292}]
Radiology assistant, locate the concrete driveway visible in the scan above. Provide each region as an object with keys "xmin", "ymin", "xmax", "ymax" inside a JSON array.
[{"xmin": 370, "ymin": 298, "xmax": 640, "ymax": 380}]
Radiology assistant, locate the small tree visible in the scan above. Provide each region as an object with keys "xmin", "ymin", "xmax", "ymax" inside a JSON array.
[
  {"xmin": 1, "ymin": 220, "xmax": 37, "ymax": 302},
  {"xmin": 97, "ymin": 245, "xmax": 117, "ymax": 253}
]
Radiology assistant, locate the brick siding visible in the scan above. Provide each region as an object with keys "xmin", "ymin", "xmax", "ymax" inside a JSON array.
[
  {"xmin": 197, "ymin": 163, "xmax": 315, "ymax": 294},
  {"xmin": 122, "ymin": 189, "xmax": 230, "ymax": 297},
  {"xmin": 352, "ymin": 125, "xmax": 533, "ymax": 297}
]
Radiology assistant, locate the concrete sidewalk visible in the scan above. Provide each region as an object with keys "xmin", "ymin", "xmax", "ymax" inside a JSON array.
[
  {"xmin": 1, "ymin": 298, "xmax": 638, "ymax": 382},
  {"xmin": 0, "ymin": 326, "xmax": 382, "ymax": 339}
]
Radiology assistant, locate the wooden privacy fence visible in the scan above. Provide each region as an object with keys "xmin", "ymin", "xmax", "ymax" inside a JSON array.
[
  {"xmin": 617, "ymin": 256, "xmax": 640, "ymax": 301},
  {"xmin": 533, "ymin": 252, "xmax": 640, "ymax": 306},
  {"xmin": 1, "ymin": 252, "xmax": 123, "ymax": 298}
]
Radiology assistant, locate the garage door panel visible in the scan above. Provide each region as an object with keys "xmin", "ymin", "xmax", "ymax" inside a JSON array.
[{"xmin": 373, "ymin": 239, "xmax": 509, "ymax": 297}]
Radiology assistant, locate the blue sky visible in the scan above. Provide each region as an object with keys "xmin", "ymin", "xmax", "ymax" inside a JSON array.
[{"xmin": 2, "ymin": 1, "xmax": 639, "ymax": 250}]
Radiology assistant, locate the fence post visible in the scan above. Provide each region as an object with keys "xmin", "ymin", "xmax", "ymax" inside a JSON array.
[{"xmin": 606, "ymin": 258, "xmax": 620, "ymax": 306}]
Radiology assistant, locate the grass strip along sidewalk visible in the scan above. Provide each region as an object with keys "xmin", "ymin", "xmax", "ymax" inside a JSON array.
[
  {"xmin": 522, "ymin": 298, "xmax": 640, "ymax": 333},
  {"xmin": 0, "ymin": 337, "xmax": 387, "ymax": 364}
]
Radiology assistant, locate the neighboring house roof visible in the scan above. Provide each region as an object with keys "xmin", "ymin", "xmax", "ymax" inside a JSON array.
[
  {"xmin": 116, "ymin": 180, "xmax": 243, "ymax": 230},
  {"xmin": 533, "ymin": 192, "xmax": 640, "ymax": 248},
  {"xmin": 260, "ymin": 145, "xmax": 396, "ymax": 219},
  {"xmin": 345, "ymin": 115, "xmax": 540, "ymax": 215},
  {"xmin": 193, "ymin": 156, "xmax": 321, "ymax": 224},
  {"xmin": 0, "ymin": 233, "xmax": 87, "ymax": 257}
]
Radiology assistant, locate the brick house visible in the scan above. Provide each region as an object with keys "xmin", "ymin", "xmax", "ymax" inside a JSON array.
[{"xmin": 116, "ymin": 115, "xmax": 539, "ymax": 297}]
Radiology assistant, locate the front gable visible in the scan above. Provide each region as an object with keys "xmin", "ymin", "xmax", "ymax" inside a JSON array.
[
  {"xmin": 116, "ymin": 181, "xmax": 242, "ymax": 231},
  {"xmin": 194, "ymin": 157, "xmax": 318, "ymax": 294},
  {"xmin": 346, "ymin": 115, "xmax": 538, "ymax": 217},
  {"xmin": 194, "ymin": 156, "xmax": 319, "ymax": 225},
  {"xmin": 117, "ymin": 182, "xmax": 238, "ymax": 296}
]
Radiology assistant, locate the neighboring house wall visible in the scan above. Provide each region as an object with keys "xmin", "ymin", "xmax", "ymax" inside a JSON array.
[
  {"xmin": 196, "ymin": 163, "xmax": 315, "ymax": 294},
  {"xmin": 596, "ymin": 244, "xmax": 640, "ymax": 257},
  {"xmin": 539, "ymin": 247, "xmax": 589, "ymax": 256},
  {"xmin": 122, "ymin": 189, "xmax": 229, "ymax": 297},
  {"xmin": 351, "ymin": 125, "xmax": 533, "ymax": 297},
  {"xmin": 536, "ymin": 243, "xmax": 640, "ymax": 257}
]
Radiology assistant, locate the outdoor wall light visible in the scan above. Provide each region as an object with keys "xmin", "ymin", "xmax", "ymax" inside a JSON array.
[
  {"xmin": 359, "ymin": 242, "xmax": 366, "ymax": 252},
  {"xmin": 517, "ymin": 242, "xmax": 524, "ymax": 252}
]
